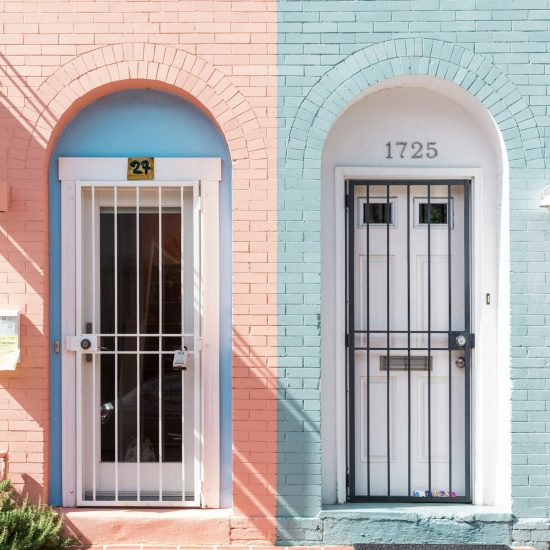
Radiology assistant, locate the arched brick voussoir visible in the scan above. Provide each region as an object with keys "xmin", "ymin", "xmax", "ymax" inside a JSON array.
[
  {"xmin": 289, "ymin": 38, "xmax": 544, "ymax": 170},
  {"xmin": 29, "ymin": 43, "xmax": 267, "ymax": 166}
]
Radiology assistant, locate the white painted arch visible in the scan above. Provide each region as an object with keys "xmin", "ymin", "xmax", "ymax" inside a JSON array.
[{"xmin": 320, "ymin": 75, "xmax": 511, "ymax": 509}]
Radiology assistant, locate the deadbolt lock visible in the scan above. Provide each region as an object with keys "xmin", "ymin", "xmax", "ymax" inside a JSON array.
[
  {"xmin": 80, "ymin": 338, "xmax": 92, "ymax": 350},
  {"xmin": 449, "ymin": 332, "xmax": 475, "ymax": 350}
]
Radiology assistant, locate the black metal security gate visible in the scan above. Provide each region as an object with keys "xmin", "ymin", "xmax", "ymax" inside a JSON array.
[{"xmin": 346, "ymin": 179, "xmax": 473, "ymax": 502}]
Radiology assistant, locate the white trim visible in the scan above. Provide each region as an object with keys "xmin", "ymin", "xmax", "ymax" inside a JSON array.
[
  {"xmin": 59, "ymin": 157, "xmax": 221, "ymax": 182},
  {"xmin": 61, "ymin": 180, "xmax": 77, "ymax": 507},
  {"xmin": 333, "ymin": 166, "xmax": 498, "ymax": 505},
  {"xmin": 334, "ymin": 180, "xmax": 346, "ymax": 504},
  {"xmin": 59, "ymin": 157, "xmax": 222, "ymax": 508},
  {"xmin": 200, "ymin": 180, "xmax": 220, "ymax": 508}
]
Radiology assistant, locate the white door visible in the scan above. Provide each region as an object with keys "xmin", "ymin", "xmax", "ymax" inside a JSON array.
[
  {"xmin": 69, "ymin": 181, "xmax": 201, "ymax": 506},
  {"xmin": 348, "ymin": 180, "xmax": 471, "ymax": 501}
]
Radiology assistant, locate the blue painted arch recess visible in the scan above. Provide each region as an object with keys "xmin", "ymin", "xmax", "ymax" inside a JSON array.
[{"xmin": 48, "ymin": 89, "xmax": 232, "ymax": 506}]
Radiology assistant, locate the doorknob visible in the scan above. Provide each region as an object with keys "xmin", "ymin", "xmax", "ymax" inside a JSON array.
[
  {"xmin": 455, "ymin": 356, "xmax": 465, "ymax": 369},
  {"xmin": 80, "ymin": 338, "xmax": 92, "ymax": 350}
]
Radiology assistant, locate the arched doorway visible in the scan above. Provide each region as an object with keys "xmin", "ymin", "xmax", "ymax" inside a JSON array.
[
  {"xmin": 49, "ymin": 89, "xmax": 231, "ymax": 508},
  {"xmin": 320, "ymin": 77, "xmax": 510, "ymax": 507}
]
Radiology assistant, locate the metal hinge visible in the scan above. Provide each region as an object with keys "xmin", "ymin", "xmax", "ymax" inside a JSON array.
[
  {"xmin": 345, "ymin": 333, "xmax": 349, "ymax": 348},
  {"xmin": 346, "ymin": 471, "xmax": 350, "ymax": 496},
  {"xmin": 345, "ymin": 194, "xmax": 350, "ymax": 209}
]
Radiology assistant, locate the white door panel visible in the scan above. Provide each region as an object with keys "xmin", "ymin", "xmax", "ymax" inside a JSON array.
[{"xmin": 349, "ymin": 181, "xmax": 471, "ymax": 501}]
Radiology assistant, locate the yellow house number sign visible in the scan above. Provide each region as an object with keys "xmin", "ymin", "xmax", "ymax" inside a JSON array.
[{"xmin": 127, "ymin": 157, "xmax": 154, "ymax": 180}]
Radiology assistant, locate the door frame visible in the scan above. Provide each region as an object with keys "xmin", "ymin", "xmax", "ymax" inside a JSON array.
[
  {"xmin": 59, "ymin": 157, "xmax": 221, "ymax": 508},
  {"xmin": 333, "ymin": 166, "xmax": 491, "ymax": 504}
]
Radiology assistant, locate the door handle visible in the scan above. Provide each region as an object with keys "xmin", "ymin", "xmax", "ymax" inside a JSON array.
[{"xmin": 455, "ymin": 356, "xmax": 466, "ymax": 369}]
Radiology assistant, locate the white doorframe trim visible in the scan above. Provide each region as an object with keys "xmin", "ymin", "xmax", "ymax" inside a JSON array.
[
  {"xmin": 333, "ymin": 165, "xmax": 499, "ymax": 505},
  {"xmin": 59, "ymin": 157, "xmax": 222, "ymax": 508}
]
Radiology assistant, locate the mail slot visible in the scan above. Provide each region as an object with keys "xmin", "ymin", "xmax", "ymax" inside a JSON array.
[{"xmin": 379, "ymin": 355, "xmax": 432, "ymax": 371}]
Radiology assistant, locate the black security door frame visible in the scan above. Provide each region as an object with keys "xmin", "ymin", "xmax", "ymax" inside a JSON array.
[{"xmin": 345, "ymin": 179, "xmax": 473, "ymax": 504}]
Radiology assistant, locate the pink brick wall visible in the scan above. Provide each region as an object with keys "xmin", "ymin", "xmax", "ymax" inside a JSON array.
[{"xmin": 0, "ymin": 1, "xmax": 277, "ymax": 542}]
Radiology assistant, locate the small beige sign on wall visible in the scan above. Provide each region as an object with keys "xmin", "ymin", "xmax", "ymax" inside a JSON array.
[
  {"xmin": 127, "ymin": 157, "xmax": 154, "ymax": 180},
  {"xmin": 0, "ymin": 310, "xmax": 20, "ymax": 370}
]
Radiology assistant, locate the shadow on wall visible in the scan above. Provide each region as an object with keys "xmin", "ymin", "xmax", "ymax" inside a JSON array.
[
  {"xmin": 231, "ymin": 327, "xmax": 277, "ymax": 543},
  {"xmin": 0, "ymin": 51, "xmax": 51, "ymax": 500}
]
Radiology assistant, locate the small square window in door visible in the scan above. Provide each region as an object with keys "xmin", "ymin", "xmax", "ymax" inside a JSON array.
[
  {"xmin": 414, "ymin": 197, "xmax": 454, "ymax": 228},
  {"xmin": 358, "ymin": 197, "xmax": 397, "ymax": 227},
  {"xmin": 419, "ymin": 203, "xmax": 447, "ymax": 224}
]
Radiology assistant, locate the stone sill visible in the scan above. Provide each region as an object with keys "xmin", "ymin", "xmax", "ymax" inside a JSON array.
[
  {"xmin": 60, "ymin": 507, "xmax": 232, "ymax": 546},
  {"xmin": 320, "ymin": 503, "xmax": 514, "ymax": 523}
]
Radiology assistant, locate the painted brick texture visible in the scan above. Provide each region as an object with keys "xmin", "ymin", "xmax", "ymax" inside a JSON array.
[
  {"xmin": 277, "ymin": 0, "xmax": 550, "ymax": 542},
  {"xmin": 0, "ymin": 0, "xmax": 277, "ymax": 543}
]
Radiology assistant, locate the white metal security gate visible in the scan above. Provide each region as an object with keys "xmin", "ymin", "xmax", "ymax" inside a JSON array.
[{"xmin": 68, "ymin": 180, "xmax": 201, "ymax": 506}]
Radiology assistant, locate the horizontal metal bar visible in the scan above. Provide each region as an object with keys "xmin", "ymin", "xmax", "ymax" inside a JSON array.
[
  {"xmin": 78, "ymin": 180, "xmax": 197, "ymax": 188},
  {"xmin": 78, "ymin": 500, "xmax": 200, "ymax": 508},
  {"xmin": 353, "ymin": 330, "xmax": 461, "ymax": 334},
  {"xmin": 347, "ymin": 183, "xmax": 470, "ymax": 187},
  {"xmin": 88, "ymin": 333, "xmax": 195, "ymax": 337},
  {"xmin": 353, "ymin": 346, "xmax": 455, "ymax": 351},
  {"xmin": 79, "ymin": 351, "xmax": 197, "ymax": 355},
  {"xmin": 349, "ymin": 496, "xmax": 471, "ymax": 504}
]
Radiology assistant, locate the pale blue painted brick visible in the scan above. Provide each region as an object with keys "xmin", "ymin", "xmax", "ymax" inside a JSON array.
[{"xmin": 278, "ymin": 1, "xmax": 550, "ymax": 539}]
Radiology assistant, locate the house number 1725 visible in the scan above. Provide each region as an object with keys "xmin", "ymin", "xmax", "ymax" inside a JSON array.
[{"xmin": 385, "ymin": 141, "xmax": 438, "ymax": 159}]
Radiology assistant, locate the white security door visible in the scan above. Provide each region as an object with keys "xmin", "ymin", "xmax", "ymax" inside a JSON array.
[
  {"xmin": 70, "ymin": 181, "xmax": 200, "ymax": 506},
  {"xmin": 348, "ymin": 180, "xmax": 472, "ymax": 501}
]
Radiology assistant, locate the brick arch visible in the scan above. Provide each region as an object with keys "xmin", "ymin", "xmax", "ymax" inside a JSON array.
[
  {"xmin": 287, "ymin": 38, "xmax": 544, "ymax": 170},
  {"xmin": 24, "ymin": 43, "xmax": 266, "ymax": 168}
]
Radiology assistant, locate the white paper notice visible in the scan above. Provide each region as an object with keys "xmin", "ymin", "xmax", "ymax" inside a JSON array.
[
  {"xmin": 0, "ymin": 328, "xmax": 19, "ymax": 370},
  {"xmin": 0, "ymin": 349, "xmax": 19, "ymax": 370}
]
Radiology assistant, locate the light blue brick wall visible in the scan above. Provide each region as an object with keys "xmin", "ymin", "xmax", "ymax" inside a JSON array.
[{"xmin": 278, "ymin": 1, "xmax": 550, "ymax": 546}]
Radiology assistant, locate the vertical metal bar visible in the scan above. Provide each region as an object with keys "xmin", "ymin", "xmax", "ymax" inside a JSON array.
[
  {"xmin": 75, "ymin": 183, "xmax": 83, "ymax": 504},
  {"xmin": 136, "ymin": 186, "xmax": 141, "ymax": 502},
  {"xmin": 114, "ymin": 185, "xmax": 119, "ymax": 502},
  {"xmin": 447, "ymin": 183, "xmax": 453, "ymax": 495},
  {"xmin": 464, "ymin": 180, "xmax": 471, "ymax": 500},
  {"xmin": 158, "ymin": 186, "xmax": 163, "ymax": 501},
  {"xmin": 91, "ymin": 187, "xmax": 97, "ymax": 502},
  {"xmin": 180, "ymin": 185, "xmax": 186, "ymax": 501},
  {"xmin": 407, "ymin": 183, "xmax": 411, "ymax": 498},
  {"xmin": 366, "ymin": 184, "xmax": 370, "ymax": 497},
  {"xmin": 92, "ymin": 187, "xmax": 96, "ymax": 335},
  {"xmin": 386, "ymin": 182, "xmax": 391, "ymax": 496},
  {"xmin": 92, "ymin": 353, "xmax": 96, "ymax": 502},
  {"xmin": 347, "ymin": 181, "xmax": 356, "ymax": 499},
  {"xmin": 193, "ymin": 182, "xmax": 201, "ymax": 505},
  {"xmin": 427, "ymin": 182, "xmax": 432, "ymax": 495}
]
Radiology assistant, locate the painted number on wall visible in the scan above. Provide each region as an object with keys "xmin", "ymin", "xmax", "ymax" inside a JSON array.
[
  {"xmin": 127, "ymin": 157, "xmax": 155, "ymax": 180},
  {"xmin": 385, "ymin": 142, "xmax": 438, "ymax": 159}
]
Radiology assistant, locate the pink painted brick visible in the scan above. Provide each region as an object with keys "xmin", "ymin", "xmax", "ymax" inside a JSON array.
[{"xmin": 0, "ymin": 1, "xmax": 277, "ymax": 544}]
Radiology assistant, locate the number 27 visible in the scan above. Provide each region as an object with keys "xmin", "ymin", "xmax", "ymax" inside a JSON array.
[{"xmin": 130, "ymin": 159, "xmax": 152, "ymax": 175}]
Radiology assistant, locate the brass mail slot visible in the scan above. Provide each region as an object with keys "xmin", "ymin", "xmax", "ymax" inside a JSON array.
[{"xmin": 380, "ymin": 356, "xmax": 432, "ymax": 371}]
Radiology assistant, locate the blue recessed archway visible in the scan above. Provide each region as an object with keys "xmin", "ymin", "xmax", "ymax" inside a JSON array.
[{"xmin": 48, "ymin": 88, "xmax": 232, "ymax": 506}]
